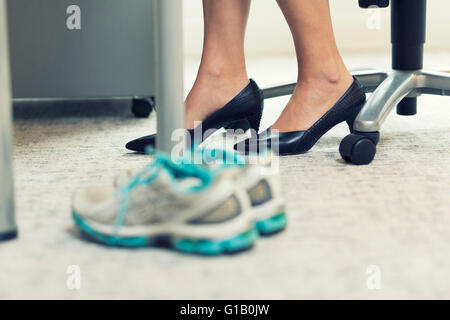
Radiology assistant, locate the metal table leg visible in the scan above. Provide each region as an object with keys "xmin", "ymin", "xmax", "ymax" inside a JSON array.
[
  {"xmin": 155, "ymin": 0, "xmax": 185, "ymax": 153},
  {"xmin": 0, "ymin": 0, "xmax": 17, "ymax": 241}
]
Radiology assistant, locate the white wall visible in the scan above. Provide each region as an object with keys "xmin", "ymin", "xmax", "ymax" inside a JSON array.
[{"xmin": 183, "ymin": 0, "xmax": 450, "ymax": 58}]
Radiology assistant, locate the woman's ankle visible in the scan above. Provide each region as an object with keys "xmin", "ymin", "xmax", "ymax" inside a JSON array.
[
  {"xmin": 271, "ymin": 66, "xmax": 353, "ymax": 132},
  {"xmin": 299, "ymin": 62, "xmax": 353, "ymax": 87},
  {"xmin": 197, "ymin": 53, "xmax": 248, "ymax": 79},
  {"xmin": 196, "ymin": 64, "xmax": 248, "ymax": 85}
]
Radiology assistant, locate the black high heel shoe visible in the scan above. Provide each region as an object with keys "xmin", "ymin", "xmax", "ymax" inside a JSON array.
[
  {"xmin": 125, "ymin": 79, "xmax": 264, "ymax": 153},
  {"xmin": 234, "ymin": 77, "xmax": 366, "ymax": 156}
]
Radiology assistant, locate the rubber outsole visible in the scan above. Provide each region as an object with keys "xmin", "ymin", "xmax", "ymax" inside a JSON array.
[
  {"xmin": 255, "ymin": 212, "xmax": 287, "ymax": 236},
  {"xmin": 173, "ymin": 228, "xmax": 257, "ymax": 255},
  {"xmin": 73, "ymin": 213, "xmax": 256, "ymax": 255}
]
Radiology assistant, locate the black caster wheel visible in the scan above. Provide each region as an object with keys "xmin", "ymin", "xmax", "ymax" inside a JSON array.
[
  {"xmin": 359, "ymin": 0, "xmax": 389, "ymax": 8},
  {"xmin": 0, "ymin": 230, "xmax": 18, "ymax": 241},
  {"xmin": 339, "ymin": 133, "xmax": 379, "ymax": 165},
  {"xmin": 132, "ymin": 97, "xmax": 155, "ymax": 118}
]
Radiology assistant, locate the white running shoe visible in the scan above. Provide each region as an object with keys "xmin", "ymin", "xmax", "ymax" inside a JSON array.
[
  {"xmin": 195, "ymin": 148, "xmax": 287, "ymax": 235},
  {"xmin": 115, "ymin": 148, "xmax": 287, "ymax": 236},
  {"xmin": 72, "ymin": 154, "xmax": 257, "ymax": 255}
]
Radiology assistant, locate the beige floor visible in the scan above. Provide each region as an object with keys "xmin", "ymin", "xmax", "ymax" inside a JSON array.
[{"xmin": 1, "ymin": 53, "xmax": 450, "ymax": 299}]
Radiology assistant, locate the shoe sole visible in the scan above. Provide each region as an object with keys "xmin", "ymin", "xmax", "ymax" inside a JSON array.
[
  {"xmin": 255, "ymin": 211, "xmax": 287, "ymax": 236},
  {"xmin": 73, "ymin": 212, "xmax": 257, "ymax": 255}
]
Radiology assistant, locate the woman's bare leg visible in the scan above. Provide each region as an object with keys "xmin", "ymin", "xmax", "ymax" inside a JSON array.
[
  {"xmin": 273, "ymin": 0, "xmax": 354, "ymax": 132},
  {"xmin": 185, "ymin": 0, "xmax": 251, "ymax": 129}
]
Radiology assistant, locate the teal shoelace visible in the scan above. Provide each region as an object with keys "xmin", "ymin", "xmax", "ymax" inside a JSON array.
[{"xmin": 113, "ymin": 151, "xmax": 214, "ymax": 234}]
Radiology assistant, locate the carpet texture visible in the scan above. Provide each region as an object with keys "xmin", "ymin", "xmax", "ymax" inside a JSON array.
[{"xmin": 1, "ymin": 55, "xmax": 450, "ymax": 299}]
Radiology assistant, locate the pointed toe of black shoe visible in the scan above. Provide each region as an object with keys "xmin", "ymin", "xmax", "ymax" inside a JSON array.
[
  {"xmin": 234, "ymin": 129, "xmax": 309, "ymax": 155},
  {"xmin": 125, "ymin": 134, "xmax": 157, "ymax": 153},
  {"xmin": 234, "ymin": 130, "xmax": 274, "ymax": 155},
  {"xmin": 125, "ymin": 78, "xmax": 265, "ymax": 154}
]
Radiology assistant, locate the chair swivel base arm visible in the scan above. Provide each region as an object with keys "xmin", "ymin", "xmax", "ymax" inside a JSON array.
[{"xmin": 262, "ymin": 68, "xmax": 450, "ymax": 133}]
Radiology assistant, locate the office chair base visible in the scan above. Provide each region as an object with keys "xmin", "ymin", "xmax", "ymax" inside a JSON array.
[
  {"xmin": 352, "ymin": 69, "xmax": 450, "ymax": 132},
  {"xmin": 262, "ymin": 68, "xmax": 450, "ymax": 165},
  {"xmin": 343, "ymin": 69, "xmax": 450, "ymax": 164}
]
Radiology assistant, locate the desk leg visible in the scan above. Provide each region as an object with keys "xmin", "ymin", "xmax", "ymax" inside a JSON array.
[
  {"xmin": 0, "ymin": 0, "xmax": 17, "ymax": 241},
  {"xmin": 155, "ymin": 0, "xmax": 185, "ymax": 153}
]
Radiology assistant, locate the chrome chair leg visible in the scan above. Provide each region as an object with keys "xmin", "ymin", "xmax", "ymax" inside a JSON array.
[
  {"xmin": 416, "ymin": 70, "xmax": 450, "ymax": 96},
  {"xmin": 261, "ymin": 69, "xmax": 388, "ymax": 99},
  {"xmin": 355, "ymin": 70, "xmax": 450, "ymax": 132},
  {"xmin": 354, "ymin": 70, "xmax": 417, "ymax": 132}
]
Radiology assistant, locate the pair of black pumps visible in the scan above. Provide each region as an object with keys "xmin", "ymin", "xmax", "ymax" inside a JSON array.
[{"xmin": 125, "ymin": 78, "xmax": 366, "ymax": 156}]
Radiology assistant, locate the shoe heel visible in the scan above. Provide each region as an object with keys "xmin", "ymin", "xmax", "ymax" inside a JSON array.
[
  {"xmin": 346, "ymin": 99, "xmax": 366, "ymax": 133},
  {"xmin": 346, "ymin": 118, "xmax": 355, "ymax": 134},
  {"xmin": 346, "ymin": 104, "xmax": 364, "ymax": 133},
  {"xmin": 246, "ymin": 113, "xmax": 262, "ymax": 133}
]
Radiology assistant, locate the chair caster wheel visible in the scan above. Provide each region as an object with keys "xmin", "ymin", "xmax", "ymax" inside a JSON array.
[
  {"xmin": 132, "ymin": 97, "xmax": 155, "ymax": 118},
  {"xmin": 339, "ymin": 132, "xmax": 379, "ymax": 165}
]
